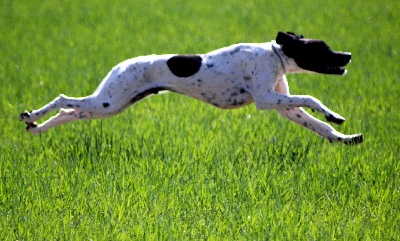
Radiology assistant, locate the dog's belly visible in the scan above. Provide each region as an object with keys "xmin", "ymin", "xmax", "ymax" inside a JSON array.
[
  {"xmin": 170, "ymin": 75, "xmax": 255, "ymax": 109},
  {"xmin": 189, "ymin": 86, "xmax": 254, "ymax": 109},
  {"xmin": 190, "ymin": 88, "xmax": 254, "ymax": 109}
]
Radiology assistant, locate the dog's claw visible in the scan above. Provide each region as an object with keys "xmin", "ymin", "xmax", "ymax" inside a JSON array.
[
  {"xmin": 344, "ymin": 133, "xmax": 364, "ymax": 145},
  {"xmin": 326, "ymin": 114, "xmax": 345, "ymax": 125}
]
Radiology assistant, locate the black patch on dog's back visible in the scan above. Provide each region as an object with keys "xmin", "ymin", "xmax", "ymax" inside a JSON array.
[{"xmin": 167, "ymin": 55, "xmax": 202, "ymax": 77}]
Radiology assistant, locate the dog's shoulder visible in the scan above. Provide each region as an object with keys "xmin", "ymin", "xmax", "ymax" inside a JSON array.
[{"xmin": 206, "ymin": 42, "xmax": 273, "ymax": 57}]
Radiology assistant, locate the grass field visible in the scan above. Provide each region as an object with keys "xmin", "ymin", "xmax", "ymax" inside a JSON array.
[{"xmin": 1, "ymin": 0, "xmax": 399, "ymax": 239}]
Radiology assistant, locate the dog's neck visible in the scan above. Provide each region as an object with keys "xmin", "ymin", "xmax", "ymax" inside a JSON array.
[{"xmin": 271, "ymin": 41, "xmax": 307, "ymax": 75}]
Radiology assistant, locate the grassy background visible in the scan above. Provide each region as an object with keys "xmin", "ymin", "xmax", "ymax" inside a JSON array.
[{"xmin": 1, "ymin": 0, "xmax": 399, "ymax": 239}]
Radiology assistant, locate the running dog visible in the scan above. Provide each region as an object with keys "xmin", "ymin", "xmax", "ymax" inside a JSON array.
[{"xmin": 19, "ymin": 31, "xmax": 363, "ymax": 145}]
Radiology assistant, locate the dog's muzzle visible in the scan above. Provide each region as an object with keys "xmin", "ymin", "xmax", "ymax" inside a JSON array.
[
  {"xmin": 324, "ymin": 51, "xmax": 351, "ymax": 75},
  {"xmin": 296, "ymin": 51, "xmax": 352, "ymax": 76}
]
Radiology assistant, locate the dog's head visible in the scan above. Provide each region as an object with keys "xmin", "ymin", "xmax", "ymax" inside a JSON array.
[{"xmin": 276, "ymin": 31, "xmax": 351, "ymax": 75}]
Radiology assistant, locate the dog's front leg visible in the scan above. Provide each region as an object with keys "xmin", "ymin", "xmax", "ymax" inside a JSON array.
[
  {"xmin": 271, "ymin": 78, "xmax": 363, "ymax": 144},
  {"xmin": 278, "ymin": 107, "xmax": 363, "ymax": 145},
  {"xmin": 254, "ymin": 92, "xmax": 346, "ymax": 125}
]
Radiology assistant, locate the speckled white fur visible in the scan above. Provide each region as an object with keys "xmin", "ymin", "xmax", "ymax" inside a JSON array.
[{"xmin": 20, "ymin": 41, "xmax": 363, "ymax": 144}]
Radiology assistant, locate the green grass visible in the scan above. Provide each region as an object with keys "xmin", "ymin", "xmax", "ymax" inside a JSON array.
[{"xmin": 1, "ymin": 0, "xmax": 399, "ymax": 239}]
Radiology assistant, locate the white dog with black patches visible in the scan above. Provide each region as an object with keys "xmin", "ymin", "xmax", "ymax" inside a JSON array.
[{"xmin": 20, "ymin": 32, "xmax": 363, "ymax": 145}]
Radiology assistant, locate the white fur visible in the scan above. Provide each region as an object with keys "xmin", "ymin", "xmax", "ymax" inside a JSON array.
[{"xmin": 20, "ymin": 41, "xmax": 363, "ymax": 144}]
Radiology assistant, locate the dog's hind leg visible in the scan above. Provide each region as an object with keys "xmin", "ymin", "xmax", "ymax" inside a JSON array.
[
  {"xmin": 20, "ymin": 94, "xmax": 95, "ymax": 123},
  {"xmin": 19, "ymin": 86, "xmax": 167, "ymax": 134},
  {"xmin": 24, "ymin": 109, "xmax": 110, "ymax": 135},
  {"xmin": 19, "ymin": 93, "xmax": 133, "ymax": 134}
]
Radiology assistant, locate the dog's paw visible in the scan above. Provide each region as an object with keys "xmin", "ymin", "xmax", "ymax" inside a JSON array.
[
  {"xmin": 25, "ymin": 121, "xmax": 37, "ymax": 130},
  {"xmin": 19, "ymin": 110, "xmax": 31, "ymax": 121},
  {"xmin": 326, "ymin": 114, "xmax": 345, "ymax": 125},
  {"xmin": 343, "ymin": 133, "xmax": 364, "ymax": 145},
  {"xmin": 25, "ymin": 122, "xmax": 41, "ymax": 135}
]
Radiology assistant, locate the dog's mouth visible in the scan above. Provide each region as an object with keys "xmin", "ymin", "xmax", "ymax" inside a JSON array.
[
  {"xmin": 297, "ymin": 51, "xmax": 351, "ymax": 75},
  {"xmin": 321, "ymin": 51, "xmax": 351, "ymax": 75},
  {"xmin": 319, "ymin": 66, "xmax": 347, "ymax": 75}
]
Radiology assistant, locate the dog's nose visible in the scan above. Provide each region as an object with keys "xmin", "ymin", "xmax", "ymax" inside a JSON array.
[
  {"xmin": 333, "ymin": 52, "xmax": 351, "ymax": 66},
  {"xmin": 343, "ymin": 52, "xmax": 351, "ymax": 60},
  {"xmin": 342, "ymin": 52, "xmax": 351, "ymax": 65}
]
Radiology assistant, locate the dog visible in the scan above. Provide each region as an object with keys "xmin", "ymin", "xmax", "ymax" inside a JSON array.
[{"xmin": 19, "ymin": 31, "xmax": 363, "ymax": 145}]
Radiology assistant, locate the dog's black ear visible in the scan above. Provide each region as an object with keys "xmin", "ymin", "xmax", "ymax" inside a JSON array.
[
  {"xmin": 276, "ymin": 31, "xmax": 303, "ymax": 58},
  {"xmin": 288, "ymin": 32, "xmax": 304, "ymax": 39},
  {"xmin": 276, "ymin": 31, "xmax": 304, "ymax": 45},
  {"xmin": 276, "ymin": 32, "xmax": 292, "ymax": 45}
]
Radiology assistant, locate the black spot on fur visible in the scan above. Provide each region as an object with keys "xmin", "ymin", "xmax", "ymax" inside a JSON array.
[
  {"xmin": 67, "ymin": 104, "xmax": 80, "ymax": 108},
  {"xmin": 167, "ymin": 55, "xmax": 202, "ymax": 77},
  {"xmin": 103, "ymin": 103, "xmax": 110, "ymax": 108},
  {"xmin": 230, "ymin": 46, "xmax": 241, "ymax": 55}
]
